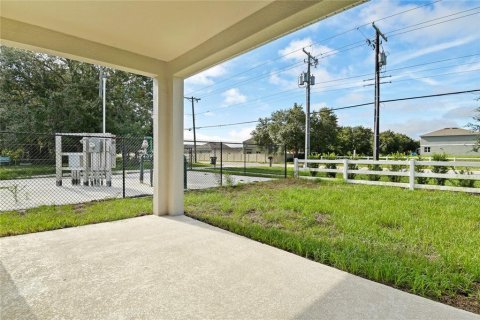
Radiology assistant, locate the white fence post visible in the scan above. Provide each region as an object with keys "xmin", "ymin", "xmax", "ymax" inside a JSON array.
[
  {"xmin": 294, "ymin": 158, "xmax": 299, "ymax": 178},
  {"xmin": 343, "ymin": 159, "xmax": 348, "ymax": 181},
  {"xmin": 409, "ymin": 159, "xmax": 415, "ymax": 190}
]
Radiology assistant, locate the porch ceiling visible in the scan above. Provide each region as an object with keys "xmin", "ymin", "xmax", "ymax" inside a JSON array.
[{"xmin": 0, "ymin": 0, "xmax": 363, "ymax": 77}]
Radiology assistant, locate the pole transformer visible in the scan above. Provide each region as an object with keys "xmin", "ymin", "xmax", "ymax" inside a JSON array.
[
  {"xmin": 372, "ymin": 23, "xmax": 387, "ymax": 160},
  {"xmin": 299, "ymin": 48, "xmax": 318, "ymax": 167},
  {"xmin": 184, "ymin": 96, "xmax": 201, "ymax": 163}
]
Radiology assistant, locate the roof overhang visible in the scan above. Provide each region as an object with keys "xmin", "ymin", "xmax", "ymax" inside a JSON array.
[{"xmin": 0, "ymin": 0, "xmax": 364, "ymax": 78}]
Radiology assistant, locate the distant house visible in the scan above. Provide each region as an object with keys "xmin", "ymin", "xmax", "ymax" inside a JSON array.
[{"xmin": 419, "ymin": 128, "xmax": 480, "ymax": 156}]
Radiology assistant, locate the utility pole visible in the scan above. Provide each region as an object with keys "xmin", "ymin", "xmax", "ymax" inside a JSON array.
[
  {"xmin": 99, "ymin": 69, "xmax": 107, "ymax": 134},
  {"xmin": 299, "ymin": 48, "xmax": 318, "ymax": 168},
  {"xmin": 372, "ymin": 22, "xmax": 387, "ymax": 160},
  {"xmin": 184, "ymin": 96, "xmax": 201, "ymax": 163}
]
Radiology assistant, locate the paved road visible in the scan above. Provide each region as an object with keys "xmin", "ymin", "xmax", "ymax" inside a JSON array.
[
  {"xmin": 0, "ymin": 171, "xmax": 271, "ymax": 211},
  {"xmin": 1, "ymin": 215, "xmax": 478, "ymax": 320}
]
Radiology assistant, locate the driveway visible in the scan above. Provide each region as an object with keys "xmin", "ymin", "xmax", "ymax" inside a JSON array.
[{"xmin": 1, "ymin": 215, "xmax": 478, "ymax": 320}]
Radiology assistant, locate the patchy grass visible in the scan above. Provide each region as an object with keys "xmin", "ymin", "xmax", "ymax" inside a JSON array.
[
  {"xmin": 1, "ymin": 178, "xmax": 479, "ymax": 313},
  {"xmin": 0, "ymin": 197, "xmax": 152, "ymax": 236},
  {"xmin": 0, "ymin": 165, "xmax": 55, "ymax": 180},
  {"xmin": 185, "ymin": 179, "xmax": 480, "ymax": 314}
]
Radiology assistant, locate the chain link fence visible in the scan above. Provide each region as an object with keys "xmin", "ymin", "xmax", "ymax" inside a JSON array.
[
  {"xmin": 0, "ymin": 132, "xmax": 288, "ymax": 211},
  {"xmin": 184, "ymin": 140, "xmax": 287, "ymax": 189}
]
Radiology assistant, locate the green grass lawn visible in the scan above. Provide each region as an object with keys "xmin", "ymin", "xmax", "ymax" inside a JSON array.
[
  {"xmin": 0, "ymin": 197, "xmax": 152, "ymax": 236},
  {"xmin": 0, "ymin": 165, "xmax": 55, "ymax": 180},
  {"xmin": 185, "ymin": 179, "xmax": 480, "ymax": 313},
  {"xmin": 1, "ymin": 179, "xmax": 479, "ymax": 313}
]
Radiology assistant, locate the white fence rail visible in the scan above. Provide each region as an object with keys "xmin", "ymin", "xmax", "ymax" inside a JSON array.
[{"xmin": 294, "ymin": 158, "xmax": 480, "ymax": 193}]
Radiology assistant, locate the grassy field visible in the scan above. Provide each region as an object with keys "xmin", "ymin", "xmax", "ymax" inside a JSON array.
[
  {"xmin": 185, "ymin": 179, "xmax": 480, "ymax": 313},
  {"xmin": 0, "ymin": 165, "xmax": 55, "ymax": 180},
  {"xmin": 0, "ymin": 197, "xmax": 151, "ymax": 236},
  {"xmin": 1, "ymin": 178, "xmax": 479, "ymax": 313}
]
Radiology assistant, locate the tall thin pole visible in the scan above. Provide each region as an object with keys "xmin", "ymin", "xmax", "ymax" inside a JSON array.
[
  {"xmin": 372, "ymin": 23, "xmax": 387, "ymax": 160},
  {"xmin": 102, "ymin": 76, "xmax": 106, "ymax": 134},
  {"xmin": 301, "ymin": 48, "xmax": 318, "ymax": 168},
  {"xmin": 185, "ymin": 97, "xmax": 200, "ymax": 163},
  {"xmin": 305, "ymin": 55, "xmax": 311, "ymax": 164}
]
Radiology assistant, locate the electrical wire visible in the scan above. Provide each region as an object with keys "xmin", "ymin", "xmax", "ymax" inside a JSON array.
[
  {"xmin": 184, "ymin": 89, "xmax": 480, "ymax": 130},
  {"xmin": 186, "ymin": 0, "xmax": 442, "ymax": 95}
]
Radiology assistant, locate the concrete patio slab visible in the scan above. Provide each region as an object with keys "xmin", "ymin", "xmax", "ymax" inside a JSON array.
[{"xmin": 1, "ymin": 215, "xmax": 478, "ymax": 320}]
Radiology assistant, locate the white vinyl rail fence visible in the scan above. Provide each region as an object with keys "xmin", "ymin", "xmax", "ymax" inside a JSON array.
[{"xmin": 294, "ymin": 158, "xmax": 480, "ymax": 193}]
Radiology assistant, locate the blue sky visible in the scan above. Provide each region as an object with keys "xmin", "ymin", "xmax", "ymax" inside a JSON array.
[{"xmin": 183, "ymin": 0, "xmax": 480, "ymax": 142}]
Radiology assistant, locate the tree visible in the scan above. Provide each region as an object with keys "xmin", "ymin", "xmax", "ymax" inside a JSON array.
[
  {"xmin": 336, "ymin": 126, "xmax": 373, "ymax": 155},
  {"xmin": 310, "ymin": 107, "xmax": 339, "ymax": 154},
  {"xmin": 251, "ymin": 103, "xmax": 305, "ymax": 156},
  {"xmin": 0, "ymin": 46, "xmax": 153, "ymax": 136},
  {"xmin": 469, "ymin": 97, "xmax": 480, "ymax": 151},
  {"xmin": 251, "ymin": 104, "xmax": 341, "ymax": 156},
  {"xmin": 379, "ymin": 130, "xmax": 419, "ymax": 155}
]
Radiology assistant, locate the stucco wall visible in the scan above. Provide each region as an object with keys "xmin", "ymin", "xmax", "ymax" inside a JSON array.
[{"xmin": 420, "ymin": 135, "xmax": 479, "ymax": 156}]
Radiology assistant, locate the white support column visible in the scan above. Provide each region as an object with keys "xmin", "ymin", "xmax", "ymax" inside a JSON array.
[{"xmin": 153, "ymin": 75, "xmax": 184, "ymax": 216}]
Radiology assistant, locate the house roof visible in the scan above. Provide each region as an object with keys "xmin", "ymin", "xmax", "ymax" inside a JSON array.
[{"xmin": 420, "ymin": 127, "xmax": 479, "ymax": 137}]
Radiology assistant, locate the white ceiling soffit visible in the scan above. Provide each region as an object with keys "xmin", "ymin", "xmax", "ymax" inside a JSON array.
[{"xmin": 0, "ymin": 0, "xmax": 364, "ymax": 77}]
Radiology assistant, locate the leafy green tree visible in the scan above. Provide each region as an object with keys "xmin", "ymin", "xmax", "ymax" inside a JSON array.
[
  {"xmin": 0, "ymin": 46, "xmax": 153, "ymax": 136},
  {"xmin": 252, "ymin": 103, "xmax": 305, "ymax": 156},
  {"xmin": 336, "ymin": 126, "xmax": 373, "ymax": 155},
  {"xmin": 310, "ymin": 107, "xmax": 339, "ymax": 154},
  {"xmin": 469, "ymin": 97, "xmax": 479, "ymax": 151},
  {"xmin": 379, "ymin": 130, "xmax": 419, "ymax": 155}
]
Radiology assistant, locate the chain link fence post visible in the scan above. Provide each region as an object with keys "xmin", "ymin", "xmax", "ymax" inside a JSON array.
[
  {"xmin": 122, "ymin": 138, "xmax": 126, "ymax": 198},
  {"xmin": 284, "ymin": 145, "xmax": 288, "ymax": 178},
  {"xmin": 220, "ymin": 142, "xmax": 223, "ymax": 186}
]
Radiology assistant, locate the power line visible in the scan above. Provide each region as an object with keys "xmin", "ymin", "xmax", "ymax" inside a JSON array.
[
  {"xmin": 189, "ymin": 7, "xmax": 478, "ymax": 101},
  {"xmin": 193, "ymin": 65, "xmax": 480, "ymax": 116},
  {"xmin": 185, "ymin": 89, "xmax": 480, "ymax": 130},
  {"xmin": 387, "ymin": 10, "xmax": 480, "ymax": 37},
  {"xmin": 197, "ymin": 42, "xmax": 366, "ymax": 99},
  {"xmin": 186, "ymin": 0, "xmax": 442, "ymax": 96}
]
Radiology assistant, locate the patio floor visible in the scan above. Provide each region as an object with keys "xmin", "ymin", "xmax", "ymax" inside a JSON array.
[{"xmin": 1, "ymin": 215, "xmax": 478, "ymax": 320}]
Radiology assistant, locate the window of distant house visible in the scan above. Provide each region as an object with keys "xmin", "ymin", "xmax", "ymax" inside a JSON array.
[{"xmin": 424, "ymin": 146, "xmax": 431, "ymax": 152}]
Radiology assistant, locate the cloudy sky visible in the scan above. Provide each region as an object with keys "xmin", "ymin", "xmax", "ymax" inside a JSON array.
[{"xmin": 183, "ymin": 0, "xmax": 480, "ymax": 142}]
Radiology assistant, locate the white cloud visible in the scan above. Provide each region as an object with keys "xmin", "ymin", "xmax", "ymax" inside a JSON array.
[
  {"xmin": 356, "ymin": 0, "xmax": 480, "ymax": 44},
  {"xmin": 270, "ymin": 37, "xmax": 340, "ymax": 89},
  {"xmin": 278, "ymin": 37, "xmax": 336, "ymax": 61},
  {"xmin": 386, "ymin": 118, "xmax": 460, "ymax": 139},
  {"xmin": 222, "ymin": 88, "xmax": 247, "ymax": 105},
  {"xmin": 228, "ymin": 127, "xmax": 254, "ymax": 142},
  {"xmin": 443, "ymin": 106, "xmax": 477, "ymax": 120},
  {"xmin": 186, "ymin": 63, "xmax": 228, "ymax": 86},
  {"xmin": 390, "ymin": 36, "xmax": 477, "ymax": 66}
]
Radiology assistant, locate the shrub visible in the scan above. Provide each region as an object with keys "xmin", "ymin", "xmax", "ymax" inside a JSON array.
[
  {"xmin": 387, "ymin": 152, "xmax": 407, "ymax": 183},
  {"xmin": 322, "ymin": 153, "xmax": 337, "ymax": 178},
  {"xmin": 307, "ymin": 154, "xmax": 320, "ymax": 177},
  {"xmin": 431, "ymin": 153, "xmax": 449, "ymax": 186},
  {"xmin": 347, "ymin": 156, "xmax": 359, "ymax": 180},
  {"xmin": 415, "ymin": 155, "xmax": 429, "ymax": 185},
  {"xmin": 367, "ymin": 164, "xmax": 382, "ymax": 181},
  {"xmin": 453, "ymin": 168, "xmax": 476, "ymax": 188}
]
